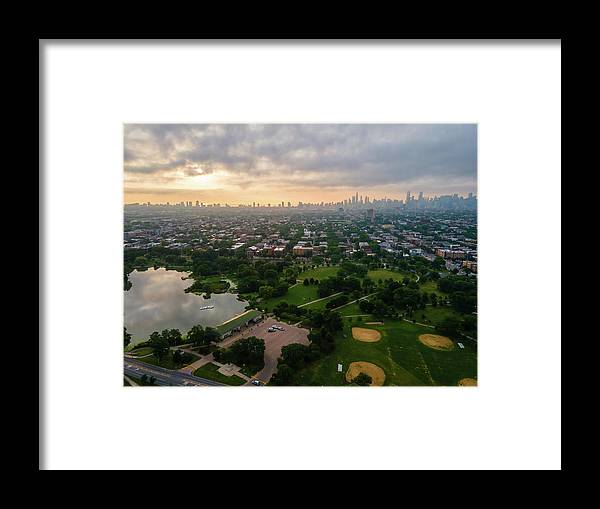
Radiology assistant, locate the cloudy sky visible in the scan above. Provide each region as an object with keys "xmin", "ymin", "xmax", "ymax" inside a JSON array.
[{"xmin": 124, "ymin": 124, "xmax": 477, "ymax": 204}]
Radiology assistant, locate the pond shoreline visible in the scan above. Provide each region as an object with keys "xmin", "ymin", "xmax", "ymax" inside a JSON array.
[{"xmin": 124, "ymin": 267, "xmax": 248, "ymax": 344}]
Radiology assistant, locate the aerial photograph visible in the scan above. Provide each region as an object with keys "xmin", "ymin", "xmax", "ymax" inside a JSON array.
[{"xmin": 123, "ymin": 124, "xmax": 478, "ymax": 387}]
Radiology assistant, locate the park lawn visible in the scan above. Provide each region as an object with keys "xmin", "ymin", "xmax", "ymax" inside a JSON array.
[
  {"xmin": 333, "ymin": 292, "xmax": 377, "ymax": 316},
  {"xmin": 299, "ymin": 291, "xmax": 346, "ymax": 311},
  {"xmin": 260, "ymin": 283, "xmax": 320, "ymax": 312},
  {"xmin": 128, "ymin": 347, "xmax": 154, "ymax": 357},
  {"xmin": 335, "ymin": 301, "xmax": 367, "ymax": 316},
  {"xmin": 291, "ymin": 317, "xmax": 477, "ymax": 387},
  {"xmin": 193, "ymin": 363, "xmax": 246, "ymax": 386},
  {"xmin": 367, "ymin": 269, "xmax": 414, "ymax": 283},
  {"xmin": 411, "ymin": 305, "xmax": 463, "ymax": 328},
  {"xmin": 239, "ymin": 359, "xmax": 265, "ymax": 378},
  {"xmin": 418, "ymin": 280, "xmax": 446, "ymax": 297},
  {"xmin": 298, "ymin": 265, "xmax": 340, "ymax": 281},
  {"xmin": 135, "ymin": 354, "xmax": 190, "ymax": 370}
]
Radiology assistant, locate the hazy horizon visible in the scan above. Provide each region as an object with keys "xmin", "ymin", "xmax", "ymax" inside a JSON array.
[{"xmin": 124, "ymin": 124, "xmax": 477, "ymax": 205}]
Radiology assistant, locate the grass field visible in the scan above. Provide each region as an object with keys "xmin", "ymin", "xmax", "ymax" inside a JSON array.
[
  {"xmin": 135, "ymin": 354, "xmax": 190, "ymax": 370},
  {"xmin": 411, "ymin": 305, "xmax": 462, "ymax": 327},
  {"xmin": 128, "ymin": 347, "xmax": 154, "ymax": 357},
  {"xmin": 367, "ymin": 269, "xmax": 414, "ymax": 283},
  {"xmin": 298, "ymin": 265, "xmax": 339, "ymax": 281},
  {"xmin": 291, "ymin": 316, "xmax": 477, "ymax": 386},
  {"xmin": 418, "ymin": 280, "xmax": 446, "ymax": 297},
  {"xmin": 299, "ymin": 292, "xmax": 346, "ymax": 311},
  {"xmin": 260, "ymin": 283, "xmax": 320, "ymax": 312},
  {"xmin": 193, "ymin": 363, "xmax": 246, "ymax": 385},
  {"xmin": 336, "ymin": 301, "xmax": 366, "ymax": 316},
  {"xmin": 240, "ymin": 360, "xmax": 264, "ymax": 378}
]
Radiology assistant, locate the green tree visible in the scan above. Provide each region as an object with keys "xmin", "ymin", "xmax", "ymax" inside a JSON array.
[
  {"xmin": 352, "ymin": 372, "xmax": 373, "ymax": 386},
  {"xmin": 280, "ymin": 343, "xmax": 310, "ymax": 369},
  {"xmin": 203, "ymin": 327, "xmax": 220, "ymax": 344},
  {"xmin": 124, "ymin": 327, "xmax": 131, "ymax": 348},
  {"xmin": 271, "ymin": 364, "xmax": 294, "ymax": 386},
  {"xmin": 149, "ymin": 333, "xmax": 170, "ymax": 361},
  {"xmin": 187, "ymin": 325, "xmax": 206, "ymax": 346},
  {"xmin": 437, "ymin": 316, "xmax": 461, "ymax": 339}
]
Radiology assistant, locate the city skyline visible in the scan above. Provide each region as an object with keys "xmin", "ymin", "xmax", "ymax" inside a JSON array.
[
  {"xmin": 126, "ymin": 189, "xmax": 476, "ymax": 208},
  {"xmin": 124, "ymin": 124, "xmax": 477, "ymax": 205}
]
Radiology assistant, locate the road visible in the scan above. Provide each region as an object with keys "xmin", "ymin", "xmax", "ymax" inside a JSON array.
[{"xmin": 123, "ymin": 357, "xmax": 227, "ymax": 386}]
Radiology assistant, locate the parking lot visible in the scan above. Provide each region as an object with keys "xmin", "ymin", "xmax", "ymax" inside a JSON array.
[{"xmin": 220, "ymin": 317, "xmax": 310, "ymax": 384}]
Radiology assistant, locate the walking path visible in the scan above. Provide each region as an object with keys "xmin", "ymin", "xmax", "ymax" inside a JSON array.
[
  {"xmin": 331, "ymin": 292, "xmax": 377, "ymax": 312},
  {"xmin": 298, "ymin": 291, "xmax": 343, "ymax": 308},
  {"xmin": 124, "ymin": 352, "xmax": 153, "ymax": 359},
  {"xmin": 179, "ymin": 353, "xmax": 214, "ymax": 374}
]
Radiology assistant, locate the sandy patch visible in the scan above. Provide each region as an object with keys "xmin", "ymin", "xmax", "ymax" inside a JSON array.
[
  {"xmin": 352, "ymin": 327, "xmax": 382, "ymax": 342},
  {"xmin": 418, "ymin": 334, "xmax": 454, "ymax": 351},
  {"xmin": 458, "ymin": 378, "xmax": 477, "ymax": 386},
  {"xmin": 365, "ymin": 321, "xmax": 384, "ymax": 325},
  {"xmin": 345, "ymin": 361, "xmax": 386, "ymax": 386}
]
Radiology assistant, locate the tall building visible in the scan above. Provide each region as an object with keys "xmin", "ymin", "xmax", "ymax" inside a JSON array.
[{"xmin": 405, "ymin": 191, "xmax": 411, "ymax": 204}]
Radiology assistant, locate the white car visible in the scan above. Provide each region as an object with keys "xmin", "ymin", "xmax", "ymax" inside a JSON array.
[{"xmin": 251, "ymin": 380, "xmax": 261, "ymax": 386}]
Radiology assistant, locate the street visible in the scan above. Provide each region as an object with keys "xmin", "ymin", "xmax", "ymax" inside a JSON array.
[{"xmin": 123, "ymin": 357, "xmax": 227, "ymax": 386}]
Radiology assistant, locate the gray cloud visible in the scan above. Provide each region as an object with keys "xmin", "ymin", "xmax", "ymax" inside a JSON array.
[{"xmin": 124, "ymin": 124, "xmax": 477, "ymax": 194}]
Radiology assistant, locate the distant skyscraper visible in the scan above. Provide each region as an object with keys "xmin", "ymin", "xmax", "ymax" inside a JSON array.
[{"xmin": 405, "ymin": 191, "xmax": 411, "ymax": 204}]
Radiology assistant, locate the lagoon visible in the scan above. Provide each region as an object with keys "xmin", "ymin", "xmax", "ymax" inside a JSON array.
[{"xmin": 124, "ymin": 267, "xmax": 248, "ymax": 343}]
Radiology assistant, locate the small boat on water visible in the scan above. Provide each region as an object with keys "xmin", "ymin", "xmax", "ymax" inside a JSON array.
[{"xmin": 199, "ymin": 305, "xmax": 215, "ymax": 310}]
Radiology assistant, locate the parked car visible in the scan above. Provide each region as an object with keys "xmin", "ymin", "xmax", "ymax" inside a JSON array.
[{"xmin": 251, "ymin": 380, "xmax": 261, "ymax": 386}]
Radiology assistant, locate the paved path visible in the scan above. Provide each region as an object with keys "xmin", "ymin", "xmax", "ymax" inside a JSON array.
[
  {"xmin": 169, "ymin": 345, "xmax": 204, "ymax": 358},
  {"xmin": 298, "ymin": 292, "xmax": 343, "ymax": 308},
  {"xmin": 403, "ymin": 318, "xmax": 435, "ymax": 329},
  {"xmin": 178, "ymin": 353, "xmax": 214, "ymax": 374},
  {"xmin": 331, "ymin": 292, "xmax": 377, "ymax": 312},
  {"xmin": 124, "ymin": 374, "xmax": 138, "ymax": 386},
  {"xmin": 124, "ymin": 352, "xmax": 154, "ymax": 359}
]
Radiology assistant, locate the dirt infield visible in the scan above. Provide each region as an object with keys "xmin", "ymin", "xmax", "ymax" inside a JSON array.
[
  {"xmin": 418, "ymin": 333, "xmax": 454, "ymax": 351},
  {"xmin": 352, "ymin": 327, "xmax": 382, "ymax": 342},
  {"xmin": 365, "ymin": 321, "xmax": 383, "ymax": 325},
  {"xmin": 345, "ymin": 362, "xmax": 385, "ymax": 386},
  {"xmin": 458, "ymin": 378, "xmax": 478, "ymax": 386}
]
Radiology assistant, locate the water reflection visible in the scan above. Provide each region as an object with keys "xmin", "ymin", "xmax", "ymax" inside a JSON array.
[{"xmin": 124, "ymin": 267, "xmax": 248, "ymax": 343}]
